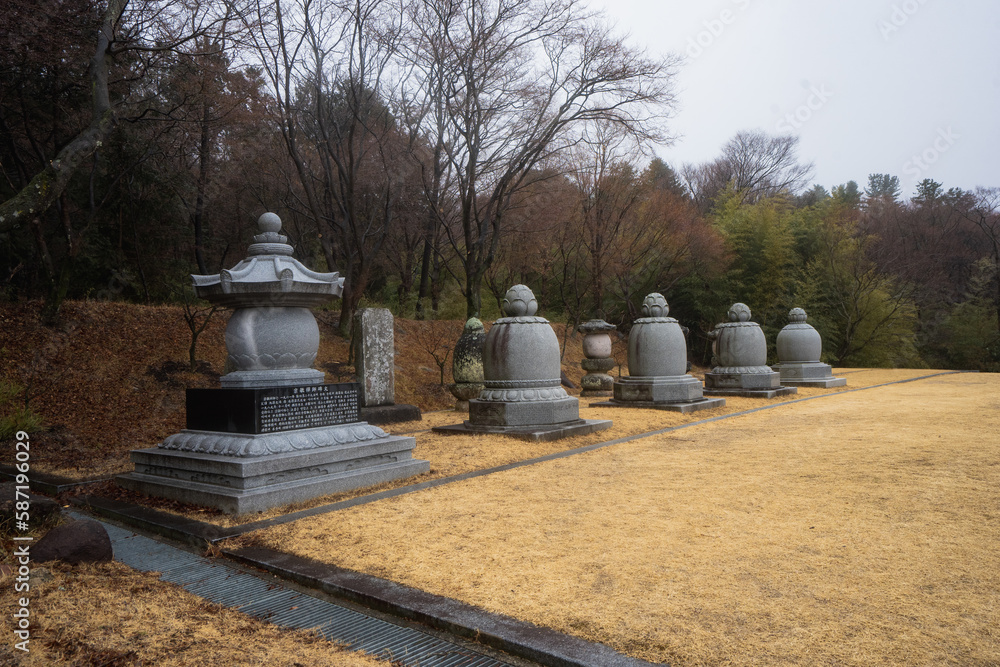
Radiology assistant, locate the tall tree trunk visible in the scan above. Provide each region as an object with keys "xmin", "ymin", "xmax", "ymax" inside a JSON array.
[{"xmin": 0, "ymin": 0, "xmax": 126, "ymax": 232}]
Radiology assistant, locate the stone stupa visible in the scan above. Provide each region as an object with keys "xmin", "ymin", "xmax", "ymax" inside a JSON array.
[
  {"xmin": 118, "ymin": 213, "xmax": 429, "ymax": 514},
  {"xmin": 703, "ymin": 302, "xmax": 797, "ymax": 398},
  {"xmin": 434, "ymin": 284, "xmax": 612, "ymax": 441},
  {"xmin": 595, "ymin": 293, "xmax": 725, "ymax": 412},
  {"xmin": 772, "ymin": 308, "xmax": 846, "ymax": 388}
]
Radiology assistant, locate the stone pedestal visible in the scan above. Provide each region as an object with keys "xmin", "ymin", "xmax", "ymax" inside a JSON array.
[
  {"xmin": 577, "ymin": 319, "xmax": 616, "ymax": 397},
  {"xmin": 433, "ymin": 285, "xmax": 611, "ymax": 441},
  {"xmin": 594, "ymin": 293, "xmax": 725, "ymax": 413},
  {"xmin": 353, "ymin": 308, "xmax": 421, "ymax": 424},
  {"xmin": 448, "ymin": 318, "xmax": 486, "ymax": 411},
  {"xmin": 772, "ymin": 308, "xmax": 846, "ymax": 388},
  {"xmin": 118, "ymin": 213, "xmax": 429, "ymax": 514},
  {"xmin": 703, "ymin": 302, "xmax": 797, "ymax": 399}
]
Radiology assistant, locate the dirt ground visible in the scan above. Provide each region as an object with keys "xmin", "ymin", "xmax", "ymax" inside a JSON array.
[
  {"xmin": 244, "ymin": 371, "xmax": 1000, "ymax": 666},
  {"xmin": 0, "ymin": 560, "xmax": 389, "ymax": 666}
]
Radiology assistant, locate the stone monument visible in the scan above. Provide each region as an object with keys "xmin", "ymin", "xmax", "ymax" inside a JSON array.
[
  {"xmin": 772, "ymin": 308, "xmax": 846, "ymax": 388},
  {"xmin": 595, "ymin": 293, "xmax": 725, "ymax": 413},
  {"xmin": 703, "ymin": 302, "xmax": 797, "ymax": 398},
  {"xmin": 117, "ymin": 213, "xmax": 429, "ymax": 514},
  {"xmin": 448, "ymin": 317, "xmax": 486, "ymax": 411},
  {"xmin": 577, "ymin": 319, "xmax": 617, "ymax": 397},
  {"xmin": 434, "ymin": 285, "xmax": 612, "ymax": 441},
  {"xmin": 352, "ymin": 308, "xmax": 421, "ymax": 424}
]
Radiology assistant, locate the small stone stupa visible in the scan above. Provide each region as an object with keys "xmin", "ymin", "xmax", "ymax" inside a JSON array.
[
  {"xmin": 448, "ymin": 317, "xmax": 487, "ymax": 411},
  {"xmin": 773, "ymin": 308, "xmax": 846, "ymax": 387},
  {"xmin": 595, "ymin": 293, "xmax": 725, "ymax": 413},
  {"xmin": 703, "ymin": 302, "xmax": 797, "ymax": 398},
  {"xmin": 118, "ymin": 213, "xmax": 429, "ymax": 514},
  {"xmin": 434, "ymin": 285, "xmax": 612, "ymax": 441}
]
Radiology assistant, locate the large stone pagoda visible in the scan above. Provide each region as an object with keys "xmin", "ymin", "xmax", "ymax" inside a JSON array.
[{"xmin": 117, "ymin": 213, "xmax": 429, "ymax": 514}]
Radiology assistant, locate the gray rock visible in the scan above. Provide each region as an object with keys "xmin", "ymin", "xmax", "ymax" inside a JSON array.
[
  {"xmin": 353, "ymin": 308, "xmax": 396, "ymax": 407},
  {"xmin": 33, "ymin": 519, "xmax": 112, "ymax": 564}
]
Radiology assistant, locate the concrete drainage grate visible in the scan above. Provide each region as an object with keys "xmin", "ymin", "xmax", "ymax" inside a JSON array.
[{"xmin": 81, "ymin": 514, "xmax": 517, "ymax": 667}]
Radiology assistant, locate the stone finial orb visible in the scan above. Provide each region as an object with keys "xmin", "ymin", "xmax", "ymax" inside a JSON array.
[
  {"xmin": 728, "ymin": 302, "xmax": 752, "ymax": 323},
  {"xmin": 502, "ymin": 284, "xmax": 538, "ymax": 317},
  {"xmin": 788, "ymin": 307, "xmax": 807, "ymax": 323},
  {"xmin": 258, "ymin": 211, "xmax": 282, "ymax": 234},
  {"xmin": 642, "ymin": 293, "xmax": 669, "ymax": 318}
]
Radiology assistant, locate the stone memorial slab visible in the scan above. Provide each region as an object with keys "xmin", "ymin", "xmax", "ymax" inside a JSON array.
[
  {"xmin": 186, "ymin": 383, "xmax": 360, "ymax": 434},
  {"xmin": 352, "ymin": 308, "xmax": 421, "ymax": 424}
]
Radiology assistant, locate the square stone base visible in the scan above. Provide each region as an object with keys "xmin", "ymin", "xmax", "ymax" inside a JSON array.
[
  {"xmin": 469, "ymin": 396, "xmax": 580, "ymax": 427},
  {"xmin": 432, "ymin": 419, "xmax": 612, "ymax": 442},
  {"xmin": 117, "ymin": 432, "xmax": 428, "ymax": 515},
  {"xmin": 705, "ymin": 370, "xmax": 782, "ymax": 390},
  {"xmin": 702, "ymin": 386, "xmax": 798, "ymax": 398},
  {"xmin": 772, "ymin": 362, "xmax": 846, "ymax": 388},
  {"xmin": 778, "ymin": 377, "xmax": 846, "ymax": 388},
  {"xmin": 613, "ymin": 375, "xmax": 705, "ymax": 403},
  {"xmin": 591, "ymin": 397, "xmax": 726, "ymax": 413}
]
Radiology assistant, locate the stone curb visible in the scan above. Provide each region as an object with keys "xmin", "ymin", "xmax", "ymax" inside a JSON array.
[
  {"xmin": 0, "ymin": 465, "xmax": 109, "ymax": 495},
  {"xmin": 227, "ymin": 546, "xmax": 659, "ymax": 667}
]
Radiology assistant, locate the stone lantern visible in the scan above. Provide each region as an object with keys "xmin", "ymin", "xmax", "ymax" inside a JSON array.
[
  {"xmin": 703, "ymin": 302, "xmax": 797, "ymax": 398},
  {"xmin": 434, "ymin": 284, "xmax": 612, "ymax": 441},
  {"xmin": 773, "ymin": 308, "xmax": 846, "ymax": 387},
  {"xmin": 118, "ymin": 213, "xmax": 429, "ymax": 514},
  {"xmin": 595, "ymin": 293, "xmax": 724, "ymax": 412},
  {"xmin": 577, "ymin": 319, "xmax": 617, "ymax": 397}
]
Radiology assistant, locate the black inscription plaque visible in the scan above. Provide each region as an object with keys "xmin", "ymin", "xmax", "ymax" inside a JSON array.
[{"xmin": 186, "ymin": 383, "xmax": 361, "ymax": 434}]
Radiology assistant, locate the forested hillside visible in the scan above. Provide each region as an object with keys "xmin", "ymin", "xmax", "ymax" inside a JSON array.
[{"xmin": 2, "ymin": 0, "xmax": 997, "ymax": 370}]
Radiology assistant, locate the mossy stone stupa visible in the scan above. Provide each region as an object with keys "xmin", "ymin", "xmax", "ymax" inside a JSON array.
[
  {"xmin": 448, "ymin": 317, "xmax": 487, "ymax": 411},
  {"xmin": 595, "ymin": 293, "xmax": 725, "ymax": 413},
  {"xmin": 434, "ymin": 285, "xmax": 612, "ymax": 441},
  {"xmin": 117, "ymin": 213, "xmax": 429, "ymax": 514},
  {"xmin": 773, "ymin": 308, "xmax": 846, "ymax": 388},
  {"xmin": 703, "ymin": 302, "xmax": 797, "ymax": 399}
]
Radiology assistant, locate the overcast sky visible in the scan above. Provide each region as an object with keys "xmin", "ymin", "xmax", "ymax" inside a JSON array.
[{"xmin": 585, "ymin": 0, "xmax": 1000, "ymax": 197}]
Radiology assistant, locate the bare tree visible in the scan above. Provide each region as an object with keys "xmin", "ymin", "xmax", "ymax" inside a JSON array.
[
  {"xmin": 401, "ymin": 0, "xmax": 679, "ymax": 318},
  {"xmin": 242, "ymin": 0, "xmax": 412, "ymax": 334},
  {"xmin": 0, "ymin": 0, "xmax": 241, "ymax": 321},
  {"xmin": 683, "ymin": 129, "xmax": 813, "ymax": 212}
]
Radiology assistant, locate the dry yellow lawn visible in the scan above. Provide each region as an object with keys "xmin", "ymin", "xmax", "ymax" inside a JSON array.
[
  {"xmin": 178, "ymin": 368, "xmax": 921, "ymax": 527},
  {"xmin": 0, "ymin": 560, "xmax": 389, "ymax": 666},
  {"xmin": 247, "ymin": 371, "xmax": 1000, "ymax": 666}
]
